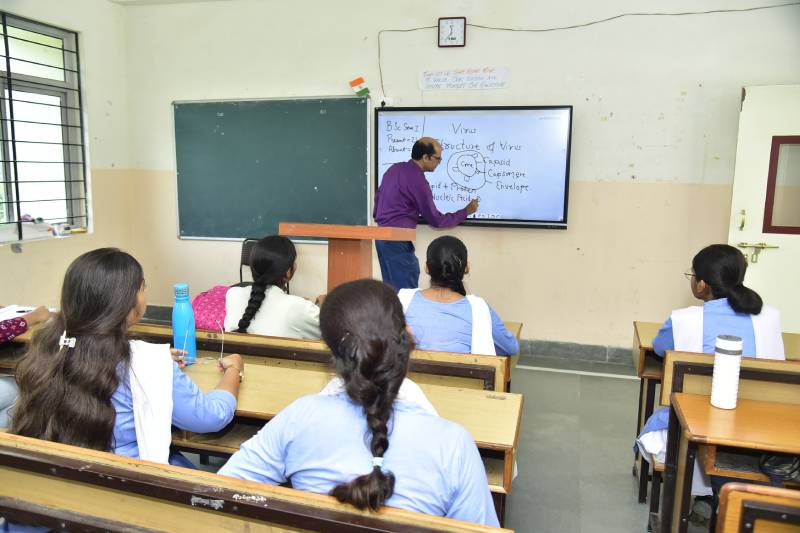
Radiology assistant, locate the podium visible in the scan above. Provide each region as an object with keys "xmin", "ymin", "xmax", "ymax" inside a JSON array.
[{"xmin": 278, "ymin": 223, "xmax": 416, "ymax": 290}]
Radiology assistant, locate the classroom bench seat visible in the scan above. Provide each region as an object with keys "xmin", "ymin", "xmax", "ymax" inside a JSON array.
[
  {"xmin": 717, "ymin": 483, "xmax": 800, "ymax": 533},
  {"xmin": 0, "ymin": 431, "xmax": 513, "ymax": 533}
]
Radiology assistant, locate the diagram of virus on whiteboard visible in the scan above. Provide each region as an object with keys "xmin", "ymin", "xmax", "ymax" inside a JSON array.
[{"xmin": 446, "ymin": 150, "xmax": 490, "ymax": 191}]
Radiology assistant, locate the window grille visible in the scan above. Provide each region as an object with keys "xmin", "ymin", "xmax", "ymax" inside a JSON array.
[{"xmin": 0, "ymin": 12, "xmax": 87, "ymax": 243}]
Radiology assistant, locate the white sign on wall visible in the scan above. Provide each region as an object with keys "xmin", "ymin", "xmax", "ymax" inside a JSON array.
[{"xmin": 419, "ymin": 67, "xmax": 510, "ymax": 91}]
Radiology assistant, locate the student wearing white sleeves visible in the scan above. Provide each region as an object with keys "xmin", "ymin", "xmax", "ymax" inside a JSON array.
[
  {"xmin": 400, "ymin": 235, "xmax": 518, "ymax": 356},
  {"xmin": 224, "ymin": 235, "xmax": 321, "ymax": 339},
  {"xmin": 637, "ymin": 244, "xmax": 784, "ymax": 498},
  {"xmin": 219, "ymin": 279, "xmax": 499, "ymax": 527},
  {"xmin": 651, "ymin": 244, "xmax": 783, "ymax": 359},
  {"xmin": 9, "ymin": 248, "xmax": 243, "ymax": 467}
]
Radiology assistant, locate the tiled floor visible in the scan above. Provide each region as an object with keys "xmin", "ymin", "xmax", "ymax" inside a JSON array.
[{"xmin": 504, "ymin": 366, "xmax": 650, "ymax": 532}]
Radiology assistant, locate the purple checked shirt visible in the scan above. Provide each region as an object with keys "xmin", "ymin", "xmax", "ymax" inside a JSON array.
[{"xmin": 374, "ymin": 160, "xmax": 468, "ymax": 229}]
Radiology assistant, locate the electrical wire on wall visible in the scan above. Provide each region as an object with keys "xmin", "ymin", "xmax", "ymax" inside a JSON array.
[{"xmin": 376, "ymin": 2, "xmax": 800, "ymax": 98}]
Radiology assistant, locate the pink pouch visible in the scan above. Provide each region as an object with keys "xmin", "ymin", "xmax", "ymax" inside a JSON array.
[{"xmin": 192, "ymin": 285, "xmax": 228, "ymax": 331}]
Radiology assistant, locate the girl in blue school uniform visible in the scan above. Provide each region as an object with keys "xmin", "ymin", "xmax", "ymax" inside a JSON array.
[
  {"xmin": 219, "ymin": 279, "xmax": 500, "ymax": 526},
  {"xmin": 637, "ymin": 244, "xmax": 784, "ymax": 496},
  {"xmin": 399, "ymin": 235, "xmax": 518, "ymax": 356},
  {"xmin": 651, "ymin": 243, "xmax": 784, "ymax": 359},
  {"xmin": 8, "ymin": 248, "xmax": 244, "ymax": 468}
]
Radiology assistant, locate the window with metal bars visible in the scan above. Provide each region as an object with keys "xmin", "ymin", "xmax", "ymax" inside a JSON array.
[{"xmin": 0, "ymin": 12, "xmax": 87, "ymax": 243}]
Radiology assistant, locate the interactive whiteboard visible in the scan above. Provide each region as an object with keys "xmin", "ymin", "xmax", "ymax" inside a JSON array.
[{"xmin": 375, "ymin": 106, "xmax": 572, "ymax": 228}]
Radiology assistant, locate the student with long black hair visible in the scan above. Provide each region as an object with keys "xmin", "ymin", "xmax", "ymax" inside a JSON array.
[
  {"xmin": 652, "ymin": 243, "xmax": 784, "ymax": 358},
  {"xmin": 638, "ymin": 244, "xmax": 784, "ymax": 499},
  {"xmin": 399, "ymin": 235, "xmax": 518, "ymax": 356},
  {"xmin": 223, "ymin": 235, "xmax": 321, "ymax": 339},
  {"xmin": 219, "ymin": 279, "xmax": 498, "ymax": 526},
  {"xmin": 10, "ymin": 248, "xmax": 243, "ymax": 467}
]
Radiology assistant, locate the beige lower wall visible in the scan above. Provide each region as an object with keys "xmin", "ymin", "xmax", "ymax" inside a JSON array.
[
  {"xmin": 124, "ymin": 170, "xmax": 731, "ymax": 348},
  {"xmin": 1, "ymin": 168, "xmax": 731, "ymax": 347},
  {"xmin": 0, "ymin": 169, "xmax": 137, "ymax": 307}
]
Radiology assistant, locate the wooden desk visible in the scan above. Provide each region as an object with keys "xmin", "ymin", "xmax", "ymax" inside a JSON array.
[
  {"xmin": 6, "ymin": 322, "xmax": 517, "ymax": 393},
  {"xmin": 180, "ymin": 361, "xmax": 523, "ymax": 525},
  {"xmin": 183, "ymin": 361, "xmax": 523, "ymax": 483},
  {"xmin": 631, "ymin": 321, "xmax": 800, "ymax": 503},
  {"xmin": 717, "ymin": 483, "xmax": 800, "ymax": 533},
  {"xmin": 632, "ymin": 320, "xmax": 664, "ymax": 502},
  {"xmin": 661, "ymin": 393, "xmax": 800, "ymax": 533}
]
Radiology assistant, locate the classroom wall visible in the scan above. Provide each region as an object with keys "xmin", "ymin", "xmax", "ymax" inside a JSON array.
[
  {"xmin": 0, "ymin": 0, "xmax": 133, "ymax": 307},
  {"xmin": 3, "ymin": 1, "xmax": 799, "ymax": 347},
  {"xmin": 119, "ymin": 0, "xmax": 799, "ymax": 347}
]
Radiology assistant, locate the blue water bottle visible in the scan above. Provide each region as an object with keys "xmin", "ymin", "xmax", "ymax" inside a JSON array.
[{"xmin": 172, "ymin": 283, "xmax": 197, "ymax": 365}]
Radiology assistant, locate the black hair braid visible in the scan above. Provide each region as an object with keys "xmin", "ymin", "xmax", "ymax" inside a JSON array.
[
  {"xmin": 236, "ymin": 274, "xmax": 269, "ymax": 333},
  {"xmin": 439, "ymin": 256, "xmax": 467, "ymax": 296},
  {"xmin": 320, "ymin": 279, "xmax": 411, "ymax": 512},
  {"xmin": 330, "ymin": 330, "xmax": 409, "ymax": 510},
  {"xmin": 236, "ymin": 235, "xmax": 297, "ymax": 333}
]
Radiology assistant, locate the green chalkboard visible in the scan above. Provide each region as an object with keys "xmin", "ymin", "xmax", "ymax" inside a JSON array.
[{"xmin": 174, "ymin": 97, "xmax": 369, "ymax": 239}]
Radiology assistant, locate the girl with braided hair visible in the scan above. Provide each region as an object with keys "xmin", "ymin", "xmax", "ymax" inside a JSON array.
[
  {"xmin": 219, "ymin": 279, "xmax": 498, "ymax": 526},
  {"xmin": 222, "ymin": 235, "xmax": 321, "ymax": 339}
]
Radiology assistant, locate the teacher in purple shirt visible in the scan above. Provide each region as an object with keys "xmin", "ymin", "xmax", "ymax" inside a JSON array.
[{"xmin": 373, "ymin": 137, "xmax": 479, "ymax": 290}]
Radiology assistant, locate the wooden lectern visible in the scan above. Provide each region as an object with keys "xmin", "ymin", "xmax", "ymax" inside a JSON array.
[{"xmin": 278, "ymin": 223, "xmax": 416, "ymax": 290}]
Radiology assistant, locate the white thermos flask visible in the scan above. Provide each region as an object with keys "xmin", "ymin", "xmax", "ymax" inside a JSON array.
[{"xmin": 710, "ymin": 335, "xmax": 743, "ymax": 409}]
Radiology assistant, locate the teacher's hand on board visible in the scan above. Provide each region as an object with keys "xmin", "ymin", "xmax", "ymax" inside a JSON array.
[{"xmin": 465, "ymin": 198, "xmax": 479, "ymax": 215}]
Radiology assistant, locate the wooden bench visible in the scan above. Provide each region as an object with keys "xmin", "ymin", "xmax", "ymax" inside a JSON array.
[
  {"xmin": 0, "ymin": 431, "xmax": 513, "ymax": 532},
  {"xmin": 656, "ymin": 352, "xmax": 800, "ymax": 533},
  {"xmin": 173, "ymin": 361, "xmax": 524, "ymax": 526},
  {"xmin": 6, "ymin": 321, "xmax": 522, "ymax": 393},
  {"xmin": 2, "ymin": 322, "xmax": 525, "ymax": 525},
  {"xmin": 717, "ymin": 483, "xmax": 800, "ymax": 533},
  {"xmin": 632, "ymin": 321, "xmax": 800, "ymax": 504}
]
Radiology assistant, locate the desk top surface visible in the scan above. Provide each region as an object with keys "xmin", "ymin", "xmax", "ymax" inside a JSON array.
[
  {"xmin": 672, "ymin": 392, "xmax": 800, "ymax": 454},
  {"xmin": 634, "ymin": 321, "xmax": 662, "ymax": 351},
  {"xmin": 184, "ymin": 360, "xmax": 523, "ymax": 452}
]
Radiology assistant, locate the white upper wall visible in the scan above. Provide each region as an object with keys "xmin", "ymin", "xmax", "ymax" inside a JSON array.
[
  {"xmin": 122, "ymin": 0, "xmax": 800, "ymax": 183},
  {"xmin": 1, "ymin": 0, "xmax": 131, "ymax": 169}
]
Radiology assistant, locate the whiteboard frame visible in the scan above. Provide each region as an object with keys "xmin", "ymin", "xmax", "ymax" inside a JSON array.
[
  {"xmin": 374, "ymin": 105, "xmax": 572, "ymax": 229},
  {"xmin": 171, "ymin": 95, "xmax": 371, "ymax": 243}
]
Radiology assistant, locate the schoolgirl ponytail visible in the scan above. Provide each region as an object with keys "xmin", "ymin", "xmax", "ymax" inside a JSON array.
[
  {"xmin": 426, "ymin": 235, "xmax": 468, "ymax": 296},
  {"xmin": 692, "ymin": 244, "xmax": 763, "ymax": 315}
]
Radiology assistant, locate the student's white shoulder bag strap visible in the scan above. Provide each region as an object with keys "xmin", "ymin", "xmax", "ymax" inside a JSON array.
[
  {"xmin": 751, "ymin": 305, "xmax": 785, "ymax": 360},
  {"xmin": 397, "ymin": 288, "xmax": 419, "ymax": 313},
  {"xmin": 128, "ymin": 340, "xmax": 174, "ymax": 464},
  {"xmin": 670, "ymin": 305, "xmax": 704, "ymax": 353},
  {"xmin": 465, "ymin": 295, "xmax": 496, "ymax": 356}
]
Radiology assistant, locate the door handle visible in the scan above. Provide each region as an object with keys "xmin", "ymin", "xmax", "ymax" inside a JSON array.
[{"xmin": 736, "ymin": 242, "xmax": 779, "ymax": 263}]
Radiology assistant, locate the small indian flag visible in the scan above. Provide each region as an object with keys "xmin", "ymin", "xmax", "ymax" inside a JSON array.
[{"xmin": 349, "ymin": 77, "xmax": 370, "ymax": 96}]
